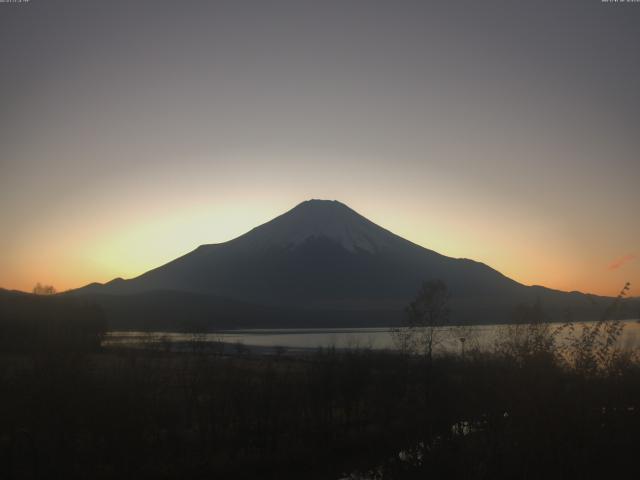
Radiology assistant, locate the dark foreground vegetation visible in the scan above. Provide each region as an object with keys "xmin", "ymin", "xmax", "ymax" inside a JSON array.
[
  {"xmin": 1, "ymin": 285, "xmax": 639, "ymax": 479},
  {"xmin": 0, "ymin": 336, "xmax": 639, "ymax": 478}
]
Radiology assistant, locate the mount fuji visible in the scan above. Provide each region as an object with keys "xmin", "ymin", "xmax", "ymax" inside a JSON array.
[{"xmin": 71, "ymin": 200, "xmax": 612, "ymax": 330}]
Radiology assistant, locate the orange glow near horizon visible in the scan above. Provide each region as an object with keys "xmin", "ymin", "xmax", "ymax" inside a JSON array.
[
  {"xmin": 2, "ymin": 2, "xmax": 638, "ymax": 299},
  {"xmin": 1, "ymin": 192, "xmax": 636, "ymax": 298}
]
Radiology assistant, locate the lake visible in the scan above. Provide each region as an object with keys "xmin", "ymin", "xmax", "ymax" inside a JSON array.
[{"xmin": 104, "ymin": 319, "xmax": 640, "ymax": 354}]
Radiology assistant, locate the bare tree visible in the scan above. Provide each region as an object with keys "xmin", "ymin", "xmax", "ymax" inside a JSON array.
[
  {"xmin": 33, "ymin": 283, "xmax": 56, "ymax": 295},
  {"xmin": 563, "ymin": 282, "xmax": 631, "ymax": 376},
  {"xmin": 393, "ymin": 280, "xmax": 450, "ymax": 362}
]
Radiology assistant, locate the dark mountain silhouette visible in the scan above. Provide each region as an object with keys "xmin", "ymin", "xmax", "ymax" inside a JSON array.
[{"xmin": 69, "ymin": 200, "xmax": 629, "ymax": 329}]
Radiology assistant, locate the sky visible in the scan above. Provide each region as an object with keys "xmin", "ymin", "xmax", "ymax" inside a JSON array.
[{"xmin": 1, "ymin": 0, "xmax": 638, "ymax": 296}]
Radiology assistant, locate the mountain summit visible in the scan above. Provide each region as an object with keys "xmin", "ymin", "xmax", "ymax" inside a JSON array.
[
  {"xmin": 225, "ymin": 200, "xmax": 404, "ymax": 253},
  {"xmin": 72, "ymin": 200, "xmax": 608, "ymax": 328},
  {"xmin": 232, "ymin": 199, "xmax": 400, "ymax": 253}
]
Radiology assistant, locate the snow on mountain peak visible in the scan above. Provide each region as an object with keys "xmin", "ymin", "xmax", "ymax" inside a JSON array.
[{"xmin": 238, "ymin": 199, "xmax": 400, "ymax": 253}]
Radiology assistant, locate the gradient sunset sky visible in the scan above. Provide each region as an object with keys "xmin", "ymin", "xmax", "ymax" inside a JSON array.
[{"xmin": 1, "ymin": 0, "xmax": 638, "ymax": 296}]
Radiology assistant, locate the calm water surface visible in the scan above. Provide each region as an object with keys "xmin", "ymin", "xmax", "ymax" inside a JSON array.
[{"xmin": 105, "ymin": 319, "xmax": 640, "ymax": 354}]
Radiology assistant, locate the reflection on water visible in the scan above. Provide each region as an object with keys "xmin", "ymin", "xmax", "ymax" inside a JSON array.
[{"xmin": 104, "ymin": 319, "xmax": 640, "ymax": 353}]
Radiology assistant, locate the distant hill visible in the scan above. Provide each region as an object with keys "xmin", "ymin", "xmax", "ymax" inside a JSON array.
[
  {"xmin": 68, "ymin": 200, "xmax": 635, "ymax": 330},
  {"xmin": 0, "ymin": 289, "xmax": 106, "ymax": 351}
]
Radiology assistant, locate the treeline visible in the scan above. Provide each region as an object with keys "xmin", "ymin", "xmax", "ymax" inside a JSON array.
[
  {"xmin": 1, "ymin": 336, "xmax": 639, "ymax": 479},
  {"xmin": 1, "ymin": 282, "xmax": 638, "ymax": 478},
  {"xmin": 0, "ymin": 291, "xmax": 106, "ymax": 352}
]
